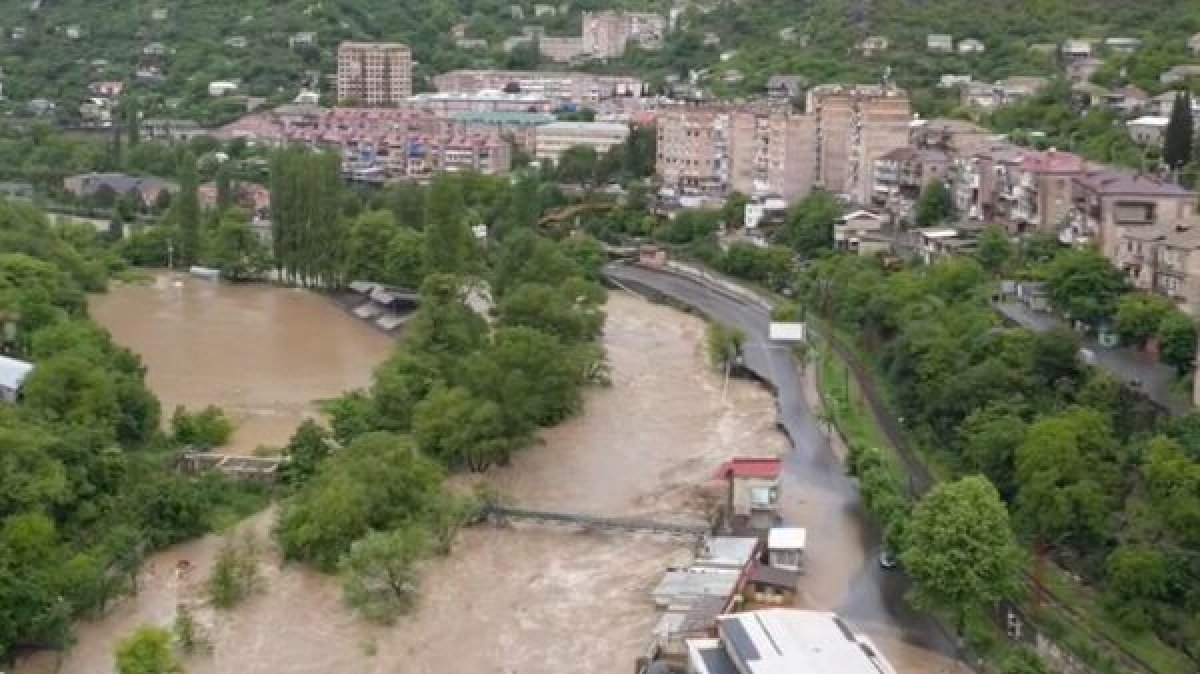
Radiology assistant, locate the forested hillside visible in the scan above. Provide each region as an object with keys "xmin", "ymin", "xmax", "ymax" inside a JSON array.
[{"xmin": 2, "ymin": 0, "xmax": 1199, "ymax": 124}]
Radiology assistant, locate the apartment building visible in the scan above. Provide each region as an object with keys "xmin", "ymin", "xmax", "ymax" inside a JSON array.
[
  {"xmin": 1066, "ymin": 168, "xmax": 1199, "ymax": 259},
  {"xmin": 445, "ymin": 111, "xmax": 555, "ymax": 152},
  {"xmin": 870, "ymin": 146, "xmax": 950, "ymax": 220},
  {"xmin": 656, "ymin": 86, "xmax": 910, "ymax": 205},
  {"xmin": 336, "ymin": 42, "xmax": 412, "ymax": 106},
  {"xmin": 809, "ymin": 85, "xmax": 912, "ymax": 204},
  {"xmin": 406, "ymin": 91, "xmax": 553, "ymax": 115},
  {"xmin": 535, "ymin": 121, "xmax": 630, "ymax": 163},
  {"xmin": 1117, "ymin": 224, "xmax": 1200, "ymax": 315},
  {"xmin": 912, "ymin": 118, "xmax": 993, "ymax": 156},
  {"xmin": 956, "ymin": 145, "xmax": 1086, "ymax": 233},
  {"xmin": 432, "ymin": 70, "xmax": 645, "ymax": 104}
]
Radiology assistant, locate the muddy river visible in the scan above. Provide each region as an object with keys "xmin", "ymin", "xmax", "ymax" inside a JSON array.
[
  {"xmin": 88, "ymin": 272, "xmax": 394, "ymax": 454},
  {"xmin": 19, "ymin": 286, "xmax": 794, "ymax": 674}
]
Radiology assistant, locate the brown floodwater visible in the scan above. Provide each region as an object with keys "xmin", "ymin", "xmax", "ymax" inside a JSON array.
[
  {"xmin": 19, "ymin": 287, "xmax": 952, "ymax": 673},
  {"xmin": 88, "ymin": 272, "xmax": 393, "ymax": 454}
]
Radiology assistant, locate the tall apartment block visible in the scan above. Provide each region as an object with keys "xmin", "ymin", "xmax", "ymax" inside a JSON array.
[
  {"xmin": 656, "ymin": 86, "xmax": 909, "ymax": 204},
  {"xmin": 809, "ymin": 85, "xmax": 912, "ymax": 204},
  {"xmin": 336, "ymin": 42, "xmax": 412, "ymax": 106}
]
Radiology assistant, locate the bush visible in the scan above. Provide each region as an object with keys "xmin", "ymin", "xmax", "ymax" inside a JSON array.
[
  {"xmin": 207, "ymin": 534, "xmax": 262, "ymax": 608},
  {"xmin": 171, "ymin": 404, "xmax": 234, "ymax": 449}
]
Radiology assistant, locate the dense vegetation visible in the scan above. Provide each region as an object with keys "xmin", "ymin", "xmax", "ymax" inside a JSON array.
[
  {"xmin": 795, "ymin": 243, "xmax": 1200, "ymax": 666},
  {"xmin": 0, "ymin": 200, "xmax": 264, "ymax": 661}
]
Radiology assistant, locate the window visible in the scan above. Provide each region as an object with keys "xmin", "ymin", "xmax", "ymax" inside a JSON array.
[{"xmin": 750, "ymin": 486, "xmax": 777, "ymax": 507}]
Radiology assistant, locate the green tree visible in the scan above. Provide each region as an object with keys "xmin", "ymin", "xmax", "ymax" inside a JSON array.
[
  {"xmin": 280, "ymin": 419, "xmax": 333, "ymax": 486},
  {"xmin": 170, "ymin": 405, "xmax": 233, "ymax": 449},
  {"xmin": 114, "ymin": 626, "xmax": 182, "ymax": 674},
  {"xmin": 556, "ymin": 145, "xmax": 600, "ymax": 185},
  {"xmin": 1042, "ymin": 247, "xmax": 1127, "ymax": 326},
  {"xmin": 974, "ymin": 224, "xmax": 1013, "ymax": 274},
  {"xmin": 915, "ymin": 181, "xmax": 955, "ymax": 226},
  {"xmin": 175, "ymin": 152, "xmax": 201, "ymax": 267},
  {"xmin": 1114, "ymin": 293, "xmax": 1173, "ymax": 347},
  {"xmin": 421, "ymin": 177, "xmax": 477, "ymax": 276},
  {"xmin": 706, "ymin": 322, "xmax": 745, "ymax": 368},
  {"xmin": 412, "ymin": 386, "xmax": 525, "ymax": 471},
  {"xmin": 1158, "ymin": 310, "xmax": 1197, "ymax": 373},
  {"xmin": 207, "ymin": 535, "xmax": 262, "ymax": 608},
  {"xmin": 1163, "ymin": 92, "xmax": 1194, "ymax": 171},
  {"xmin": 1001, "ymin": 649, "xmax": 1048, "ymax": 674},
  {"xmin": 900, "ymin": 476, "xmax": 1023, "ymax": 634},
  {"xmin": 959, "ymin": 401, "xmax": 1027, "ymax": 496},
  {"xmin": 778, "ymin": 190, "xmax": 840, "ymax": 256},
  {"xmin": 207, "ymin": 212, "xmax": 269, "ymax": 281},
  {"xmin": 340, "ymin": 525, "xmax": 429, "ymax": 624}
]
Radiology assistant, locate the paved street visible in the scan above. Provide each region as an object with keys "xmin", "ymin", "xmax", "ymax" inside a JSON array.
[
  {"xmin": 994, "ymin": 301, "xmax": 1191, "ymax": 416},
  {"xmin": 605, "ymin": 263, "xmax": 960, "ymax": 668}
]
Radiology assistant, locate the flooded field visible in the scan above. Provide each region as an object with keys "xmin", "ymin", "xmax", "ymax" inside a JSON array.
[
  {"xmin": 20, "ymin": 289, "xmax": 786, "ymax": 674},
  {"xmin": 88, "ymin": 272, "xmax": 393, "ymax": 454}
]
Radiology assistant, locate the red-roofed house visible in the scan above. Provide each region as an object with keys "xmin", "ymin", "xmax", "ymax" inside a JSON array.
[{"xmin": 716, "ymin": 458, "xmax": 782, "ymax": 534}]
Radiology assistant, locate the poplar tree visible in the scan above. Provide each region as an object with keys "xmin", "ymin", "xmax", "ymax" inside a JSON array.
[
  {"xmin": 1163, "ymin": 92, "xmax": 1193, "ymax": 171},
  {"xmin": 176, "ymin": 152, "xmax": 200, "ymax": 266}
]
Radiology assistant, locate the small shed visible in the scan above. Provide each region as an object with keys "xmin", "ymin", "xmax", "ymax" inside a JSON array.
[
  {"xmin": 767, "ymin": 527, "xmax": 806, "ymax": 572},
  {"xmin": 0, "ymin": 354, "xmax": 33, "ymax": 403},
  {"xmin": 745, "ymin": 564, "xmax": 799, "ymax": 607}
]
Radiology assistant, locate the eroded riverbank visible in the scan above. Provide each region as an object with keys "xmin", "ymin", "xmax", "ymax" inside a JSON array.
[{"xmin": 19, "ymin": 289, "xmax": 786, "ymax": 674}]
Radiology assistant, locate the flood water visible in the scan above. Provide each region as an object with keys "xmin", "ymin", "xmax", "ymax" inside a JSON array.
[
  {"xmin": 88, "ymin": 272, "xmax": 393, "ymax": 454},
  {"xmin": 21, "ymin": 284, "xmax": 954, "ymax": 673}
]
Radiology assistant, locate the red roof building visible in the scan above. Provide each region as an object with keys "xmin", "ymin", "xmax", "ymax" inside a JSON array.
[{"xmin": 714, "ymin": 457, "xmax": 783, "ymax": 480}]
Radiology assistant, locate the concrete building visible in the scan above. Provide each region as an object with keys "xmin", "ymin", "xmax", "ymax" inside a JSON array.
[
  {"xmin": 445, "ymin": 111, "xmax": 555, "ymax": 151},
  {"xmin": 927, "ymin": 34, "xmax": 953, "ymax": 53},
  {"xmin": 809, "ymin": 85, "xmax": 912, "ymax": 204},
  {"xmin": 834, "ymin": 209, "xmax": 888, "ymax": 254},
  {"xmin": 336, "ymin": 42, "xmax": 413, "ymax": 106},
  {"xmin": 1161, "ymin": 64, "xmax": 1200, "ymax": 86},
  {"xmin": 0, "ymin": 355, "xmax": 33, "ymax": 403},
  {"xmin": 957, "ymin": 38, "xmax": 986, "ymax": 54},
  {"xmin": 870, "ymin": 146, "xmax": 950, "ymax": 220},
  {"xmin": 1065, "ymin": 168, "xmax": 1200, "ymax": 259},
  {"xmin": 1117, "ymin": 224, "xmax": 1200, "ymax": 316},
  {"xmin": 535, "ymin": 121, "xmax": 630, "ymax": 163},
  {"xmin": 582, "ymin": 10, "xmax": 666, "ymax": 58},
  {"xmin": 1127, "ymin": 116, "xmax": 1170, "ymax": 145},
  {"xmin": 686, "ymin": 609, "xmax": 898, "ymax": 674},
  {"xmin": 911, "ymin": 118, "xmax": 993, "ymax": 156},
  {"xmin": 407, "ymin": 90, "xmax": 552, "ymax": 115},
  {"xmin": 1105, "ymin": 37, "xmax": 1142, "ymax": 54},
  {"xmin": 63, "ymin": 172, "xmax": 179, "ymax": 206},
  {"xmin": 956, "ymin": 145, "xmax": 1086, "ymax": 233},
  {"xmin": 715, "ymin": 457, "xmax": 782, "ymax": 534},
  {"xmin": 432, "ymin": 70, "xmax": 644, "ymax": 104}
]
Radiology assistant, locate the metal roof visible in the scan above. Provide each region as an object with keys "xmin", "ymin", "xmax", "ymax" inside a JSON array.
[
  {"xmin": 768, "ymin": 527, "xmax": 806, "ymax": 551},
  {"xmin": 716, "ymin": 609, "xmax": 898, "ymax": 674},
  {"xmin": 0, "ymin": 355, "xmax": 33, "ymax": 392}
]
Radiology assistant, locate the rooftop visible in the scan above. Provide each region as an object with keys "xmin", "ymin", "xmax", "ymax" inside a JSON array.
[
  {"xmin": 715, "ymin": 457, "xmax": 782, "ymax": 480},
  {"xmin": 0, "ymin": 355, "xmax": 33, "ymax": 392},
  {"xmin": 768, "ymin": 527, "xmax": 807, "ymax": 551},
  {"xmin": 1019, "ymin": 149, "xmax": 1085, "ymax": 173},
  {"xmin": 695, "ymin": 537, "xmax": 760, "ymax": 570},
  {"xmin": 448, "ymin": 111, "xmax": 556, "ymax": 125},
  {"xmin": 539, "ymin": 120, "xmax": 631, "ymax": 133},
  {"xmin": 1074, "ymin": 169, "xmax": 1196, "ymax": 197},
  {"xmin": 713, "ymin": 609, "xmax": 897, "ymax": 674},
  {"xmin": 1128, "ymin": 116, "xmax": 1170, "ymax": 127}
]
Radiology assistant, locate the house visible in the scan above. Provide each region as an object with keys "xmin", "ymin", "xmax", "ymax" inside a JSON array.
[
  {"xmin": 0, "ymin": 181, "xmax": 34, "ymax": 199},
  {"xmin": 533, "ymin": 3, "xmax": 557, "ymax": 17},
  {"xmin": 938, "ymin": 74, "xmax": 972, "ymax": 89},
  {"xmin": 150, "ymin": 7, "xmax": 168, "ymax": 21},
  {"xmin": 1062, "ymin": 39, "xmax": 1094, "ymax": 60},
  {"xmin": 293, "ymin": 89, "xmax": 319, "ymax": 105},
  {"xmin": 1148, "ymin": 91, "xmax": 1200, "ymax": 117},
  {"xmin": 208, "ymin": 80, "xmax": 239, "ymax": 97},
  {"xmin": 141, "ymin": 118, "xmax": 205, "ymax": 142},
  {"xmin": 714, "ymin": 457, "xmax": 782, "ymax": 534},
  {"xmin": 834, "ymin": 209, "xmax": 888, "ymax": 254},
  {"xmin": 859, "ymin": 36, "xmax": 889, "ymax": 55},
  {"xmin": 1190, "ymin": 33, "xmax": 1200, "ymax": 56},
  {"xmin": 63, "ymin": 172, "xmax": 180, "ymax": 207},
  {"xmin": 26, "ymin": 98, "xmax": 55, "ymax": 116},
  {"xmin": 89, "ymin": 81, "xmax": 125, "ymax": 99},
  {"xmin": 1102, "ymin": 86, "xmax": 1148, "ymax": 115},
  {"xmin": 1127, "ymin": 116, "xmax": 1170, "ymax": 145},
  {"xmin": 1105, "ymin": 37, "xmax": 1141, "ymax": 54},
  {"xmin": 0, "ymin": 355, "xmax": 33, "ymax": 403},
  {"xmin": 963, "ymin": 77, "xmax": 1047, "ymax": 109},
  {"xmin": 1160, "ymin": 65, "xmax": 1200, "ymax": 86},
  {"xmin": 65, "ymin": 25, "xmax": 82, "ymax": 39},
  {"xmin": 744, "ymin": 564, "xmax": 799, "ymax": 608},
  {"xmin": 957, "ymin": 38, "xmax": 985, "ymax": 54},
  {"xmin": 1065, "ymin": 168, "xmax": 1199, "ymax": 258},
  {"xmin": 197, "ymin": 181, "xmax": 271, "ymax": 218},
  {"xmin": 913, "ymin": 226, "xmax": 979, "ymax": 263},
  {"xmin": 1067, "ymin": 57, "xmax": 1105, "ymax": 85},
  {"xmin": 767, "ymin": 527, "xmax": 806, "ymax": 572},
  {"xmin": 224, "ymin": 36, "xmax": 248, "ymax": 49},
  {"xmin": 926, "ymin": 34, "xmax": 953, "ymax": 52},
  {"xmin": 289, "ymin": 32, "xmax": 317, "ymax": 49}
]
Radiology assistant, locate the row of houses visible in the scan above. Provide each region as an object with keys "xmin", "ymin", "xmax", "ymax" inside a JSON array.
[{"xmin": 497, "ymin": 10, "xmax": 666, "ymax": 63}]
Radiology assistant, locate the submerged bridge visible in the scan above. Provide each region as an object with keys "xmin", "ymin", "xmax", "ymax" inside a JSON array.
[{"xmin": 481, "ymin": 505, "xmax": 710, "ymax": 539}]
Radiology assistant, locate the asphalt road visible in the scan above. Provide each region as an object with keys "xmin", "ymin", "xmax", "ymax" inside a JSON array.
[{"xmin": 605, "ymin": 262, "xmax": 960, "ymax": 664}]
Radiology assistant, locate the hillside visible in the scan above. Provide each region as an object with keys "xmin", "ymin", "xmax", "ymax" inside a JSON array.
[{"xmin": 1, "ymin": 0, "xmax": 1199, "ymax": 124}]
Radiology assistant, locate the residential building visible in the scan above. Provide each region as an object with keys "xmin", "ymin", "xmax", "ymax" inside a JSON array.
[
  {"xmin": 834, "ymin": 209, "xmax": 889, "ymax": 254},
  {"xmin": 809, "ymin": 84, "xmax": 912, "ymax": 204},
  {"xmin": 197, "ymin": 181, "xmax": 271, "ymax": 218},
  {"xmin": 142, "ymin": 118, "xmax": 205, "ymax": 142},
  {"xmin": 445, "ymin": 111, "xmax": 555, "ymax": 152},
  {"xmin": 582, "ymin": 10, "xmax": 666, "ymax": 57},
  {"xmin": 1101, "ymin": 86, "xmax": 1149, "ymax": 115},
  {"xmin": 1062, "ymin": 39, "xmax": 1094, "ymax": 61},
  {"xmin": 957, "ymin": 145, "xmax": 1085, "ymax": 233},
  {"xmin": 765, "ymin": 75, "xmax": 805, "ymax": 100},
  {"xmin": 1066, "ymin": 168, "xmax": 1199, "ymax": 259},
  {"xmin": 686, "ymin": 609, "xmax": 898, "ymax": 674},
  {"xmin": 289, "ymin": 32, "xmax": 317, "ymax": 49},
  {"xmin": 407, "ymin": 90, "xmax": 552, "ymax": 115},
  {"xmin": 1160, "ymin": 64, "xmax": 1200, "ymax": 86},
  {"xmin": 1105, "ymin": 37, "xmax": 1142, "ymax": 54},
  {"xmin": 534, "ymin": 121, "xmax": 630, "ymax": 163},
  {"xmin": 858, "ymin": 36, "xmax": 889, "ymax": 55},
  {"xmin": 0, "ymin": 355, "xmax": 33, "ymax": 403},
  {"xmin": 1067, "ymin": 57, "xmax": 1105, "ymax": 85},
  {"xmin": 1116, "ymin": 224, "xmax": 1200, "ymax": 315},
  {"xmin": 432, "ymin": 70, "xmax": 645, "ymax": 104},
  {"xmin": 870, "ymin": 146, "xmax": 950, "ymax": 219},
  {"xmin": 1127, "ymin": 116, "xmax": 1170, "ymax": 145},
  {"xmin": 911, "ymin": 226, "xmax": 982, "ymax": 263},
  {"xmin": 655, "ymin": 105, "xmax": 734, "ymax": 199},
  {"xmin": 714, "ymin": 457, "xmax": 782, "ymax": 534},
  {"xmin": 728, "ymin": 110, "xmax": 816, "ymax": 201},
  {"xmin": 938, "ymin": 74, "xmax": 972, "ymax": 89},
  {"xmin": 89, "ymin": 81, "xmax": 124, "ymax": 98},
  {"xmin": 1148, "ymin": 91, "xmax": 1200, "ymax": 117},
  {"xmin": 208, "ymin": 80, "xmax": 239, "ymax": 97},
  {"xmin": 926, "ymin": 34, "xmax": 953, "ymax": 52},
  {"xmin": 957, "ymin": 38, "xmax": 985, "ymax": 54},
  {"xmin": 912, "ymin": 118, "xmax": 993, "ymax": 156},
  {"xmin": 962, "ymin": 76, "xmax": 1048, "ymax": 109},
  {"xmin": 63, "ymin": 172, "xmax": 179, "ymax": 206},
  {"xmin": 336, "ymin": 42, "xmax": 413, "ymax": 106},
  {"xmin": 1190, "ymin": 33, "xmax": 1200, "ymax": 56}
]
